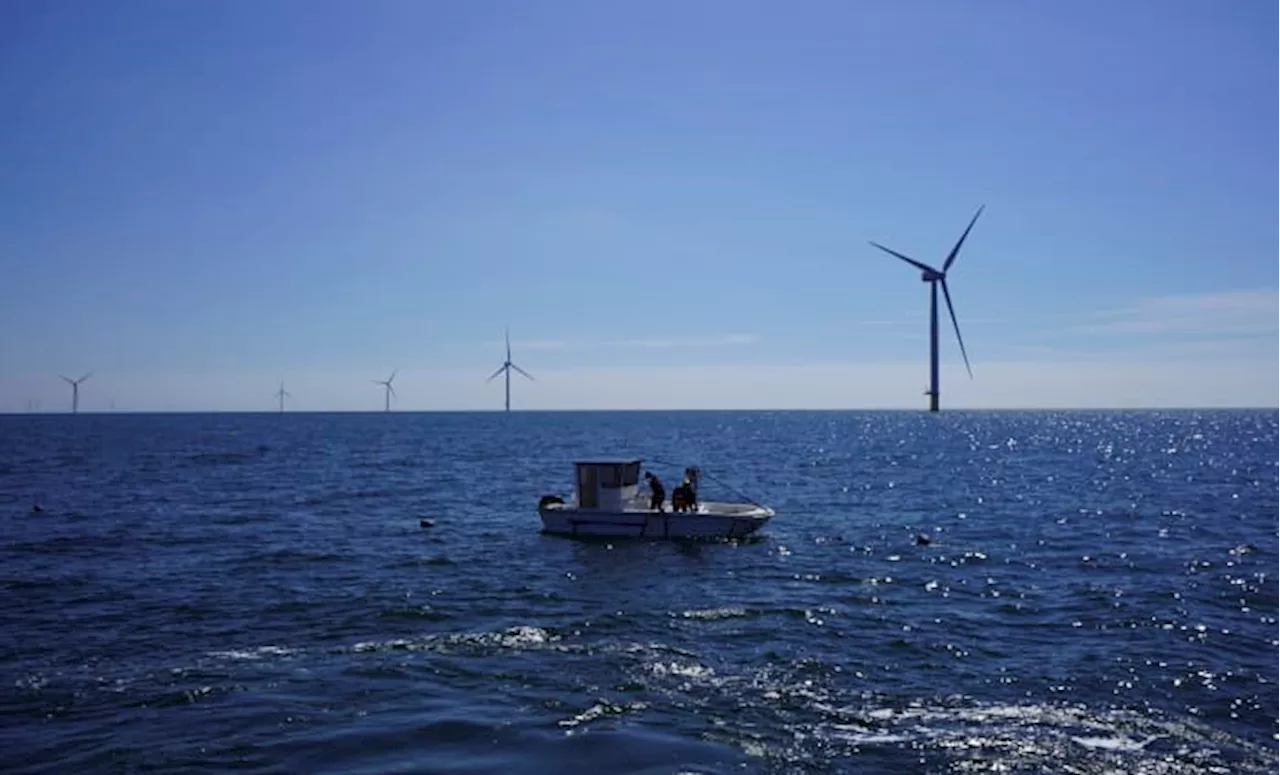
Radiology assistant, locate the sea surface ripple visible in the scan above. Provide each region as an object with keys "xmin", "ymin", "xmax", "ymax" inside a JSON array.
[{"xmin": 1, "ymin": 409, "xmax": 1276, "ymax": 774}]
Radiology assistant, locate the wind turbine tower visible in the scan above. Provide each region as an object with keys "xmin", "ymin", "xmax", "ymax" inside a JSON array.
[
  {"xmin": 869, "ymin": 207, "xmax": 982, "ymax": 412},
  {"xmin": 486, "ymin": 328, "xmax": 534, "ymax": 412},
  {"xmin": 274, "ymin": 382, "xmax": 292, "ymax": 413},
  {"xmin": 372, "ymin": 370, "xmax": 397, "ymax": 412},
  {"xmin": 59, "ymin": 372, "xmax": 92, "ymax": 414}
]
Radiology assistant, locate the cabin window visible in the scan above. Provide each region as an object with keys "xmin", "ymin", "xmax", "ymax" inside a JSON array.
[
  {"xmin": 598, "ymin": 465, "xmax": 622, "ymax": 489},
  {"xmin": 621, "ymin": 462, "xmax": 640, "ymax": 486},
  {"xmin": 581, "ymin": 462, "xmax": 640, "ymax": 490},
  {"xmin": 578, "ymin": 466, "xmax": 598, "ymax": 508}
]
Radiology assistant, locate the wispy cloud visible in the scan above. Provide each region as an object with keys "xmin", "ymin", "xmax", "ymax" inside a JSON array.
[
  {"xmin": 533, "ymin": 208, "xmax": 628, "ymax": 233},
  {"xmin": 477, "ymin": 334, "xmax": 758, "ymax": 352},
  {"xmin": 612, "ymin": 334, "xmax": 759, "ymax": 348},
  {"xmin": 1001, "ymin": 336, "xmax": 1273, "ymax": 362},
  {"xmin": 1069, "ymin": 289, "xmax": 1278, "ymax": 337},
  {"xmin": 480, "ymin": 339, "xmax": 570, "ymax": 351},
  {"xmin": 852, "ymin": 316, "xmax": 1006, "ymax": 328},
  {"xmin": 513, "ymin": 340, "xmax": 571, "ymax": 351}
]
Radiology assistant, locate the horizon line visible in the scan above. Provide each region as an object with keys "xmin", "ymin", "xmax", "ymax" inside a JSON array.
[{"xmin": 1, "ymin": 406, "xmax": 1275, "ymax": 417}]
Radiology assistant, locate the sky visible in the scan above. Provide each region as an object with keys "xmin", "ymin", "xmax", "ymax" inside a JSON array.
[{"xmin": 0, "ymin": 0, "xmax": 1275, "ymax": 412}]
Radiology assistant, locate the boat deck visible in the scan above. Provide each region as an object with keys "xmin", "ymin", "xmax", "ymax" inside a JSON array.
[{"xmin": 546, "ymin": 499, "xmax": 772, "ymax": 519}]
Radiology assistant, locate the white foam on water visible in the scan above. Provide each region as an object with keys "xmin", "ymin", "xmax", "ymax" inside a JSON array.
[{"xmin": 208, "ymin": 645, "xmax": 297, "ymax": 660}]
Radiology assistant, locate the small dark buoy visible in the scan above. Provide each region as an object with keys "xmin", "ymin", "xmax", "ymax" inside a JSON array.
[
  {"xmin": 914, "ymin": 533, "xmax": 931, "ymax": 546},
  {"xmin": 30, "ymin": 503, "xmax": 43, "ymax": 514},
  {"xmin": 419, "ymin": 519, "xmax": 435, "ymax": 528}
]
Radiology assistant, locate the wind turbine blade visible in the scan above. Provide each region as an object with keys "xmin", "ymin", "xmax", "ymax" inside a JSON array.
[
  {"xmin": 869, "ymin": 242, "xmax": 939, "ymax": 275},
  {"xmin": 80, "ymin": 372, "xmax": 92, "ymax": 383},
  {"xmin": 486, "ymin": 364, "xmax": 507, "ymax": 382},
  {"xmin": 59, "ymin": 375, "xmax": 73, "ymax": 384},
  {"xmin": 388, "ymin": 384, "xmax": 397, "ymax": 397},
  {"xmin": 942, "ymin": 205, "xmax": 984, "ymax": 273},
  {"xmin": 387, "ymin": 369, "xmax": 398, "ymax": 384},
  {"xmin": 505, "ymin": 327, "xmax": 511, "ymax": 361},
  {"xmin": 940, "ymin": 279, "xmax": 973, "ymax": 379},
  {"xmin": 511, "ymin": 363, "xmax": 534, "ymax": 381}
]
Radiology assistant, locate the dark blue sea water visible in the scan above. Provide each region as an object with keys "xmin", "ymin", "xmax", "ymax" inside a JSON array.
[{"xmin": 1, "ymin": 409, "xmax": 1276, "ymax": 774}]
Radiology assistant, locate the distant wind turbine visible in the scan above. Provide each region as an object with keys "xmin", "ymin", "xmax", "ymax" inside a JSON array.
[
  {"xmin": 486, "ymin": 328, "xmax": 533, "ymax": 412},
  {"xmin": 869, "ymin": 206, "xmax": 982, "ymax": 413},
  {"xmin": 274, "ymin": 382, "xmax": 292, "ymax": 413},
  {"xmin": 59, "ymin": 372, "xmax": 92, "ymax": 414},
  {"xmin": 372, "ymin": 370, "xmax": 397, "ymax": 412}
]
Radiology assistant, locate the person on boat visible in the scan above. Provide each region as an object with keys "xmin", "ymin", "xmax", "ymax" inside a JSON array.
[
  {"xmin": 683, "ymin": 467, "xmax": 700, "ymax": 509},
  {"xmin": 672, "ymin": 477, "xmax": 695, "ymax": 512},
  {"xmin": 644, "ymin": 471, "xmax": 665, "ymax": 511},
  {"xmin": 671, "ymin": 481, "xmax": 688, "ymax": 512}
]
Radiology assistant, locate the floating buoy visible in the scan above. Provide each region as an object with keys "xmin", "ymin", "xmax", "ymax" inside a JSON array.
[
  {"xmin": 914, "ymin": 533, "xmax": 931, "ymax": 546},
  {"xmin": 419, "ymin": 519, "xmax": 435, "ymax": 528},
  {"xmin": 31, "ymin": 503, "xmax": 43, "ymax": 514}
]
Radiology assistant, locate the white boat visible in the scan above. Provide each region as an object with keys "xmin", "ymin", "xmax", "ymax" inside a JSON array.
[{"xmin": 537, "ymin": 458, "xmax": 775, "ymax": 540}]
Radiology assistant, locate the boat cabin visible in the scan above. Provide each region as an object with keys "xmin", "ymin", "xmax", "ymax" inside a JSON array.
[{"xmin": 573, "ymin": 458, "xmax": 643, "ymax": 511}]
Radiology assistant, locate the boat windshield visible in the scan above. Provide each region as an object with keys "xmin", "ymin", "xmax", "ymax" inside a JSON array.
[{"xmin": 598, "ymin": 461, "xmax": 641, "ymax": 489}]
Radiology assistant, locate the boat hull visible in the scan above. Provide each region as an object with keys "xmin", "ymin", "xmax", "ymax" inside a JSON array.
[{"xmin": 538, "ymin": 501, "xmax": 773, "ymax": 540}]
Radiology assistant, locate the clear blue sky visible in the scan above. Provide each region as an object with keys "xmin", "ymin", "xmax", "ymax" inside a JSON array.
[{"xmin": 1, "ymin": 0, "xmax": 1275, "ymax": 411}]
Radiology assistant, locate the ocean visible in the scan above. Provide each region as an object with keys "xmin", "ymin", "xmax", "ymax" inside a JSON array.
[{"xmin": 1, "ymin": 409, "xmax": 1276, "ymax": 774}]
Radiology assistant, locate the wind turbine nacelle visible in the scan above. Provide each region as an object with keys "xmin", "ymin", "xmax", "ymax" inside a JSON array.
[{"xmin": 921, "ymin": 271, "xmax": 941, "ymax": 283}]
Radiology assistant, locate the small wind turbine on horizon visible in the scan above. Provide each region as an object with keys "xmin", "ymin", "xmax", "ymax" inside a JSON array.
[
  {"xmin": 486, "ymin": 328, "xmax": 533, "ymax": 412},
  {"xmin": 274, "ymin": 382, "xmax": 292, "ymax": 413},
  {"xmin": 59, "ymin": 372, "xmax": 92, "ymax": 414},
  {"xmin": 869, "ymin": 206, "xmax": 982, "ymax": 413},
  {"xmin": 372, "ymin": 370, "xmax": 397, "ymax": 412}
]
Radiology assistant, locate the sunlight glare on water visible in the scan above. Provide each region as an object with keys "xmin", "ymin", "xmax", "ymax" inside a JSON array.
[{"xmin": 1, "ymin": 409, "xmax": 1276, "ymax": 774}]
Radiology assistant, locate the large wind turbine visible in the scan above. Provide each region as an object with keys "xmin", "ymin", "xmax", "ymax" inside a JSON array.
[
  {"xmin": 486, "ymin": 328, "xmax": 533, "ymax": 412},
  {"xmin": 372, "ymin": 370, "xmax": 397, "ymax": 412},
  {"xmin": 869, "ymin": 206, "xmax": 982, "ymax": 413},
  {"xmin": 59, "ymin": 372, "xmax": 92, "ymax": 414},
  {"xmin": 274, "ymin": 382, "xmax": 292, "ymax": 413}
]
